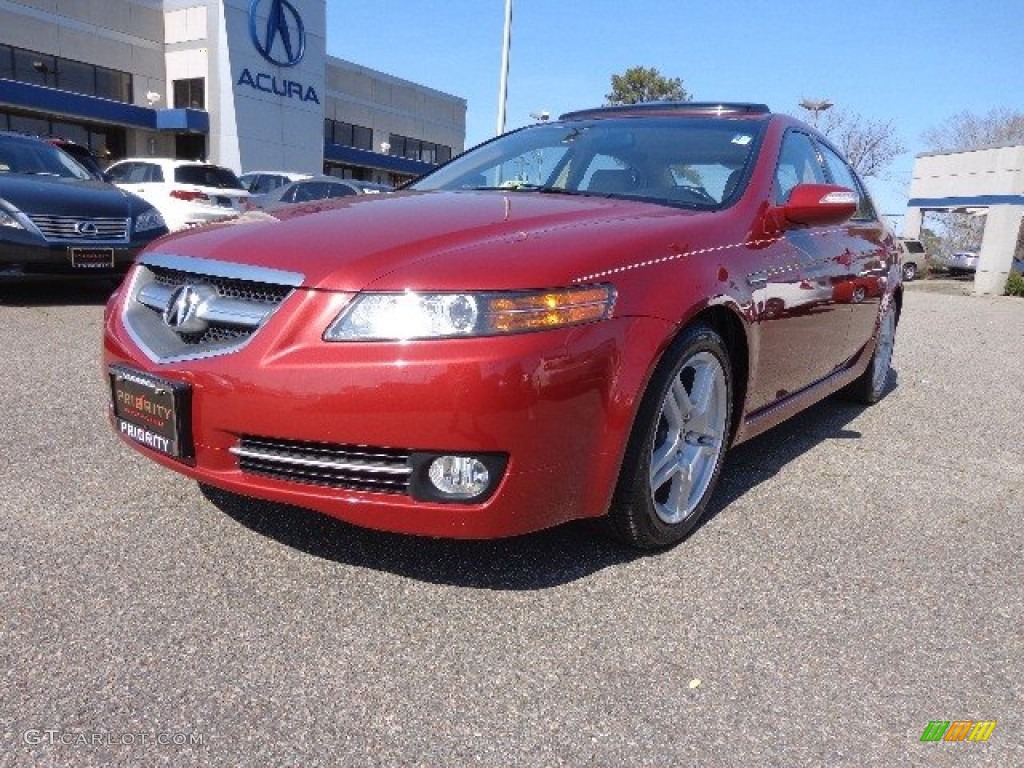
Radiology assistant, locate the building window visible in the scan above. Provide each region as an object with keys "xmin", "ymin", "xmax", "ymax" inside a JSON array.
[
  {"xmin": 95, "ymin": 66, "xmax": 132, "ymax": 102},
  {"xmin": 388, "ymin": 134, "xmax": 451, "ymax": 165},
  {"xmin": 0, "ymin": 46, "xmax": 14, "ymax": 80},
  {"xmin": 324, "ymin": 119, "xmax": 373, "ymax": 151},
  {"xmin": 0, "ymin": 108, "xmax": 126, "ymax": 162},
  {"xmin": 0, "ymin": 44, "xmax": 132, "ymax": 103},
  {"xmin": 173, "ymin": 78, "xmax": 205, "ymax": 110}
]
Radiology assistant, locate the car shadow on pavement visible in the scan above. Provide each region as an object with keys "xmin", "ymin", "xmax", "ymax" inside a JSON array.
[
  {"xmin": 201, "ymin": 483, "xmax": 633, "ymax": 590},
  {"xmin": 203, "ymin": 375, "xmax": 897, "ymax": 591},
  {"xmin": 0, "ymin": 279, "xmax": 118, "ymax": 306}
]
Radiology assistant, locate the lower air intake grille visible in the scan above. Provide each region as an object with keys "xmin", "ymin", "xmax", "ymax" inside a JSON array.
[{"xmin": 232, "ymin": 436, "xmax": 413, "ymax": 495}]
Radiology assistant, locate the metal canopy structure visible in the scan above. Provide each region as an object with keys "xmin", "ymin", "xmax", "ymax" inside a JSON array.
[{"xmin": 904, "ymin": 143, "xmax": 1024, "ymax": 294}]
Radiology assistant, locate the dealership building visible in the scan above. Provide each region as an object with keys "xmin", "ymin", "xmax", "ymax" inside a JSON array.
[
  {"xmin": 904, "ymin": 142, "xmax": 1024, "ymax": 295},
  {"xmin": 0, "ymin": 0, "xmax": 467, "ymax": 185}
]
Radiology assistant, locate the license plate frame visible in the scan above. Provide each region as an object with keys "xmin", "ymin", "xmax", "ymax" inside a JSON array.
[
  {"xmin": 109, "ymin": 364, "xmax": 193, "ymax": 459},
  {"xmin": 70, "ymin": 247, "xmax": 115, "ymax": 269}
]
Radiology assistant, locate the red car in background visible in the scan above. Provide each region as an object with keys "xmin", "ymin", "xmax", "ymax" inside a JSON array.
[{"xmin": 103, "ymin": 102, "xmax": 901, "ymax": 549}]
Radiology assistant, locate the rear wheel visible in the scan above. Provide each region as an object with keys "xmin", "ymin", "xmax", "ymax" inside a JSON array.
[
  {"xmin": 606, "ymin": 324, "xmax": 732, "ymax": 549},
  {"xmin": 902, "ymin": 262, "xmax": 918, "ymax": 281},
  {"xmin": 843, "ymin": 301, "xmax": 896, "ymax": 404}
]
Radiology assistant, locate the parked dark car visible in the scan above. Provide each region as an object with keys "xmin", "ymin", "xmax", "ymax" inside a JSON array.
[
  {"xmin": 46, "ymin": 137, "xmax": 108, "ymax": 181},
  {"xmin": 103, "ymin": 102, "xmax": 901, "ymax": 550},
  {"xmin": 0, "ymin": 132, "xmax": 168, "ymax": 279},
  {"xmin": 244, "ymin": 175, "xmax": 390, "ymax": 212}
]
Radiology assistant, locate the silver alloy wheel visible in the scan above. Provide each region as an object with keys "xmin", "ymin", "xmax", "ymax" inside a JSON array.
[
  {"xmin": 871, "ymin": 303, "xmax": 896, "ymax": 394},
  {"xmin": 649, "ymin": 351, "xmax": 728, "ymax": 525}
]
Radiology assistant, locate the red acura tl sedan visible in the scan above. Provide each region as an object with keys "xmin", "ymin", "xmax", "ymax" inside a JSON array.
[{"xmin": 103, "ymin": 102, "xmax": 901, "ymax": 549}]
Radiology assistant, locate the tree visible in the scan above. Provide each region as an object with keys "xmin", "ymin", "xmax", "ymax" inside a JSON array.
[
  {"xmin": 922, "ymin": 108, "xmax": 1024, "ymax": 152},
  {"xmin": 606, "ymin": 66, "xmax": 690, "ymax": 105},
  {"xmin": 816, "ymin": 108, "xmax": 905, "ymax": 179}
]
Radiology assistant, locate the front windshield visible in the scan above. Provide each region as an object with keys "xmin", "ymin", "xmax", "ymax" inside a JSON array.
[
  {"xmin": 0, "ymin": 138, "xmax": 93, "ymax": 180},
  {"xmin": 412, "ymin": 116, "xmax": 765, "ymax": 210}
]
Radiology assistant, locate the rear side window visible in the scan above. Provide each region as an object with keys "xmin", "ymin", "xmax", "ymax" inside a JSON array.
[
  {"xmin": 110, "ymin": 162, "xmax": 161, "ymax": 183},
  {"xmin": 327, "ymin": 182, "xmax": 357, "ymax": 198},
  {"xmin": 904, "ymin": 240, "xmax": 925, "ymax": 254},
  {"xmin": 106, "ymin": 162, "xmax": 135, "ymax": 182},
  {"xmin": 175, "ymin": 164, "xmax": 243, "ymax": 190}
]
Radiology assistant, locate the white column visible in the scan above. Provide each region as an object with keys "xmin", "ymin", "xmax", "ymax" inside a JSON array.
[
  {"xmin": 973, "ymin": 205, "xmax": 1024, "ymax": 295},
  {"xmin": 902, "ymin": 207, "xmax": 924, "ymax": 239}
]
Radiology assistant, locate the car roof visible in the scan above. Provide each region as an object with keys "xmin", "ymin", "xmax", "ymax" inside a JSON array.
[
  {"xmin": 559, "ymin": 102, "xmax": 772, "ymax": 121},
  {"xmin": 0, "ymin": 130, "xmax": 50, "ymax": 145},
  {"xmin": 109, "ymin": 157, "xmax": 230, "ymax": 169},
  {"xmin": 242, "ymin": 170, "xmax": 312, "ymax": 178}
]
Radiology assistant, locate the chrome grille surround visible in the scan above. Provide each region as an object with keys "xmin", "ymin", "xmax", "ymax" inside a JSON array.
[
  {"xmin": 28, "ymin": 214, "xmax": 129, "ymax": 242},
  {"xmin": 232, "ymin": 436, "xmax": 413, "ymax": 495},
  {"xmin": 121, "ymin": 252, "xmax": 304, "ymax": 363}
]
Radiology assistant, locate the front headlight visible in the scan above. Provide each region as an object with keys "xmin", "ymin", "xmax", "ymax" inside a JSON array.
[
  {"xmin": 324, "ymin": 285, "xmax": 616, "ymax": 341},
  {"xmin": 0, "ymin": 207, "xmax": 25, "ymax": 230},
  {"xmin": 134, "ymin": 208, "xmax": 166, "ymax": 233}
]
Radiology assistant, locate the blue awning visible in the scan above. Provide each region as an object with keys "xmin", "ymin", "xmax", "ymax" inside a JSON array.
[
  {"xmin": 0, "ymin": 78, "xmax": 208, "ymax": 133},
  {"xmin": 908, "ymin": 195, "xmax": 1024, "ymax": 209},
  {"xmin": 155, "ymin": 108, "xmax": 209, "ymax": 132},
  {"xmin": 323, "ymin": 142, "xmax": 435, "ymax": 176}
]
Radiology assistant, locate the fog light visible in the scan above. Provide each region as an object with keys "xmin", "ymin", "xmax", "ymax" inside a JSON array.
[{"xmin": 428, "ymin": 456, "xmax": 490, "ymax": 498}]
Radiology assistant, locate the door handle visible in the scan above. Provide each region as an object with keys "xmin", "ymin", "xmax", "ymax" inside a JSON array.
[{"xmin": 747, "ymin": 272, "xmax": 768, "ymax": 288}]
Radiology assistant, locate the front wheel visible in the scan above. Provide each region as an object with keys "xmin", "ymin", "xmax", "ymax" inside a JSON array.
[
  {"xmin": 902, "ymin": 262, "xmax": 918, "ymax": 281},
  {"xmin": 606, "ymin": 324, "xmax": 733, "ymax": 550}
]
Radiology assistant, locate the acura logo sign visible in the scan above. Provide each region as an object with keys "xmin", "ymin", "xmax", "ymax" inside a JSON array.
[
  {"xmin": 163, "ymin": 285, "xmax": 211, "ymax": 334},
  {"xmin": 75, "ymin": 221, "xmax": 98, "ymax": 236},
  {"xmin": 249, "ymin": 0, "xmax": 305, "ymax": 67}
]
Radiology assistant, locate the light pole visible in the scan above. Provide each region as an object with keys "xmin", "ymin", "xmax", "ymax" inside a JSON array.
[
  {"xmin": 799, "ymin": 98, "xmax": 833, "ymax": 127},
  {"xmin": 32, "ymin": 60, "xmax": 56, "ymax": 87},
  {"xmin": 496, "ymin": 0, "xmax": 513, "ymax": 135}
]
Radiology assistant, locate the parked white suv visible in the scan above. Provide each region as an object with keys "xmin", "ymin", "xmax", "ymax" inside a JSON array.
[
  {"xmin": 105, "ymin": 158, "xmax": 249, "ymax": 231},
  {"xmin": 897, "ymin": 237, "xmax": 929, "ymax": 281}
]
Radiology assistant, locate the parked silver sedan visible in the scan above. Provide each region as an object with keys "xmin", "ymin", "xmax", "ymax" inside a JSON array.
[
  {"xmin": 243, "ymin": 176, "xmax": 392, "ymax": 212},
  {"xmin": 946, "ymin": 250, "xmax": 980, "ymax": 275}
]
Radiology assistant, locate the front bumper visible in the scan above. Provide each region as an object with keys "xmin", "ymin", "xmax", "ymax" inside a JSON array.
[
  {"xmin": 103, "ymin": 284, "xmax": 670, "ymax": 538},
  {"xmin": 0, "ymin": 232, "xmax": 160, "ymax": 278}
]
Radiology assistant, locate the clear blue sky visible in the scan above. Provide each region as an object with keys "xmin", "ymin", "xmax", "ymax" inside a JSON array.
[{"xmin": 326, "ymin": 0, "xmax": 1023, "ymax": 227}]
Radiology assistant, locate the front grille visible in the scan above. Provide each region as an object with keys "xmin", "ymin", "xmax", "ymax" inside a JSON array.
[
  {"xmin": 233, "ymin": 436, "xmax": 413, "ymax": 495},
  {"xmin": 149, "ymin": 265, "xmax": 292, "ymax": 305},
  {"xmin": 28, "ymin": 215, "xmax": 129, "ymax": 242},
  {"xmin": 122, "ymin": 253, "xmax": 304, "ymax": 363}
]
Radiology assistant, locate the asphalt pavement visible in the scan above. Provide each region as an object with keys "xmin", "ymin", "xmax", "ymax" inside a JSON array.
[{"xmin": 0, "ymin": 279, "xmax": 1020, "ymax": 767}]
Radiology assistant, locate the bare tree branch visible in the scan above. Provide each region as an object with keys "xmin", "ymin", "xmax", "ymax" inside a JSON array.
[
  {"xmin": 922, "ymin": 108, "xmax": 1024, "ymax": 152},
  {"xmin": 817, "ymin": 109, "xmax": 905, "ymax": 179}
]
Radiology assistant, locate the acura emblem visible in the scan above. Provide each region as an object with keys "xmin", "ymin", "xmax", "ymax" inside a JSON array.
[
  {"xmin": 163, "ymin": 285, "xmax": 211, "ymax": 334},
  {"xmin": 250, "ymin": 0, "xmax": 306, "ymax": 67},
  {"xmin": 75, "ymin": 221, "xmax": 98, "ymax": 236}
]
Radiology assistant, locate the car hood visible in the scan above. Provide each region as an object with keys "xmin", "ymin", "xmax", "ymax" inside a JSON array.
[
  {"xmin": 147, "ymin": 190, "xmax": 699, "ymax": 291},
  {"xmin": 0, "ymin": 174, "xmax": 145, "ymax": 216}
]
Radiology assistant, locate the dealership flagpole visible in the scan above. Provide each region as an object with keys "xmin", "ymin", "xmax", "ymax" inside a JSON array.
[{"xmin": 496, "ymin": 0, "xmax": 513, "ymax": 135}]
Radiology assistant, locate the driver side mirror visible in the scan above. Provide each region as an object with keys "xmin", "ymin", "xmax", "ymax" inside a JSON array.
[{"xmin": 772, "ymin": 183, "xmax": 858, "ymax": 229}]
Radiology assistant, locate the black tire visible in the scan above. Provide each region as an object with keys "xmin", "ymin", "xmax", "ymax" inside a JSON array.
[
  {"xmin": 902, "ymin": 262, "xmax": 917, "ymax": 281},
  {"xmin": 842, "ymin": 301, "xmax": 896, "ymax": 404},
  {"xmin": 606, "ymin": 324, "xmax": 733, "ymax": 550}
]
